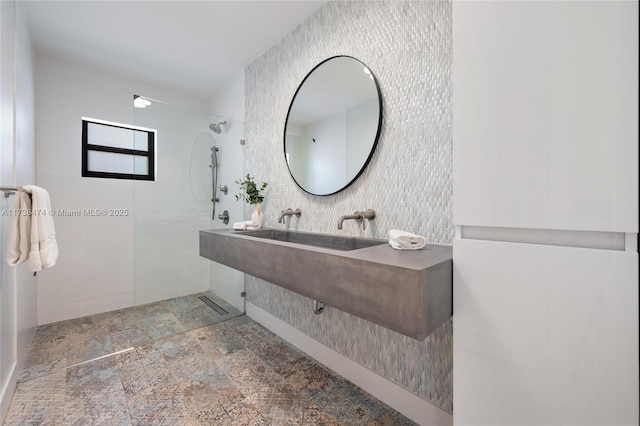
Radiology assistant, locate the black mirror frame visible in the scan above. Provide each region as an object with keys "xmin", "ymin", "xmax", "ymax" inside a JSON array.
[{"xmin": 283, "ymin": 55, "xmax": 383, "ymax": 196}]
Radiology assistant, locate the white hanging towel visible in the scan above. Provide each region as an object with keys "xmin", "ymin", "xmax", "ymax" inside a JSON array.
[
  {"xmin": 6, "ymin": 191, "xmax": 32, "ymax": 266},
  {"xmin": 23, "ymin": 185, "xmax": 59, "ymax": 271},
  {"xmin": 388, "ymin": 229, "xmax": 427, "ymax": 250}
]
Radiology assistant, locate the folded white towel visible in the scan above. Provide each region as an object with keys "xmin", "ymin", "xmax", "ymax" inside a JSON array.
[
  {"xmin": 6, "ymin": 191, "xmax": 32, "ymax": 266},
  {"xmin": 388, "ymin": 229, "xmax": 426, "ymax": 250},
  {"xmin": 23, "ymin": 185, "xmax": 59, "ymax": 271},
  {"xmin": 233, "ymin": 220, "xmax": 261, "ymax": 230}
]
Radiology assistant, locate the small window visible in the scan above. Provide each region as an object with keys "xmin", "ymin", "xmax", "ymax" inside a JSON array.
[{"xmin": 82, "ymin": 117, "xmax": 156, "ymax": 180}]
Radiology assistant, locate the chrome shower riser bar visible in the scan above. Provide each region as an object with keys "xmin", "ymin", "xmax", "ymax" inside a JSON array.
[{"xmin": 211, "ymin": 146, "xmax": 219, "ymax": 219}]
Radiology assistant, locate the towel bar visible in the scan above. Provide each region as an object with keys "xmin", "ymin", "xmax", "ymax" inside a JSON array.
[{"xmin": 0, "ymin": 186, "xmax": 32, "ymax": 198}]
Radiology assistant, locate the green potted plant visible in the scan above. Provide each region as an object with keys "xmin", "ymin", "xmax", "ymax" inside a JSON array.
[{"xmin": 235, "ymin": 174, "xmax": 268, "ymax": 227}]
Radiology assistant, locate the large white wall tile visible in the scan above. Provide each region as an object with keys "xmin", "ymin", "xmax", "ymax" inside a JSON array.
[
  {"xmin": 35, "ymin": 128, "xmax": 80, "ymax": 177},
  {"xmin": 37, "ymin": 301, "xmax": 87, "ymax": 326},
  {"xmin": 134, "ymin": 250, "xmax": 182, "ymax": 305},
  {"xmin": 48, "ymin": 216, "xmax": 86, "ymax": 262},
  {"xmin": 37, "ymin": 174, "xmax": 135, "ymax": 212},
  {"xmin": 84, "ymin": 256, "xmax": 134, "ymax": 299},
  {"xmin": 37, "ymin": 261, "xmax": 89, "ymax": 307},
  {"xmin": 79, "ymin": 178, "xmax": 135, "ymax": 212},
  {"xmin": 37, "ymin": 256, "xmax": 134, "ymax": 310},
  {"xmin": 85, "ymin": 216, "xmax": 134, "ymax": 259},
  {"xmin": 85, "ymin": 292, "xmax": 134, "ymax": 317},
  {"xmin": 37, "ymin": 174, "xmax": 87, "ymax": 211},
  {"xmin": 181, "ymin": 217, "xmax": 212, "ymax": 251},
  {"xmin": 181, "ymin": 182, "xmax": 212, "ymax": 219},
  {"xmin": 188, "ymin": 131, "xmax": 216, "ymax": 185},
  {"xmin": 134, "ymin": 217, "xmax": 186, "ymax": 253},
  {"xmin": 133, "ymin": 181, "xmax": 182, "ymax": 217},
  {"xmin": 181, "ymin": 249, "xmax": 210, "ymax": 295}
]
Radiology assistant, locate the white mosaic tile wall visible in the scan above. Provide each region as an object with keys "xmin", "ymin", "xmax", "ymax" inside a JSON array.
[{"xmin": 244, "ymin": 0, "xmax": 453, "ymax": 413}]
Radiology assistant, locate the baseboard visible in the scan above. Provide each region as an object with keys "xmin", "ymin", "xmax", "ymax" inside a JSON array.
[
  {"xmin": 246, "ymin": 302, "xmax": 453, "ymax": 426},
  {"xmin": 0, "ymin": 362, "xmax": 17, "ymax": 423}
]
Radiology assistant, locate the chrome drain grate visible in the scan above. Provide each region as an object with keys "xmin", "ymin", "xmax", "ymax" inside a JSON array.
[{"xmin": 198, "ymin": 295, "xmax": 228, "ymax": 315}]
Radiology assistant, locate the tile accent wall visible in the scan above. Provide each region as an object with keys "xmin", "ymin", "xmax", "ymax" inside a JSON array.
[{"xmin": 244, "ymin": 0, "xmax": 453, "ymax": 413}]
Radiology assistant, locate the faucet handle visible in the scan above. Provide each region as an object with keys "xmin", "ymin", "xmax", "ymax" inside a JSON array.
[
  {"xmin": 359, "ymin": 209, "xmax": 375, "ymax": 230},
  {"xmin": 278, "ymin": 208, "xmax": 302, "ymax": 224}
]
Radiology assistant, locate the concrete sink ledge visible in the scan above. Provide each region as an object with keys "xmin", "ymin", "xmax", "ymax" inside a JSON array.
[{"xmin": 199, "ymin": 228, "xmax": 452, "ymax": 340}]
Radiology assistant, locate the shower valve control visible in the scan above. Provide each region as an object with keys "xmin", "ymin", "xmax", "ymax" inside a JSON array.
[
  {"xmin": 220, "ymin": 185, "xmax": 228, "ymax": 195},
  {"xmin": 218, "ymin": 210, "xmax": 229, "ymax": 225}
]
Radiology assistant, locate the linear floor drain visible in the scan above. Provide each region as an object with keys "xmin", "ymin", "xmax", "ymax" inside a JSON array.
[
  {"xmin": 66, "ymin": 347, "xmax": 135, "ymax": 370},
  {"xmin": 198, "ymin": 295, "xmax": 229, "ymax": 315}
]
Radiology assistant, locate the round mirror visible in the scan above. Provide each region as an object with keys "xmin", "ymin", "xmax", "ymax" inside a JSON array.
[{"xmin": 284, "ymin": 56, "xmax": 382, "ymax": 196}]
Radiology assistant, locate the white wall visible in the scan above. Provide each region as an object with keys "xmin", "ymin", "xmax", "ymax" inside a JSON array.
[
  {"xmin": 304, "ymin": 111, "xmax": 346, "ymax": 194},
  {"xmin": 208, "ymin": 69, "xmax": 245, "ymax": 122},
  {"xmin": 452, "ymin": 1, "xmax": 639, "ymax": 424},
  {"xmin": 346, "ymin": 99, "xmax": 377, "ymax": 180},
  {"xmin": 34, "ymin": 53, "xmax": 211, "ymax": 324},
  {"xmin": 0, "ymin": 1, "xmax": 37, "ymax": 420}
]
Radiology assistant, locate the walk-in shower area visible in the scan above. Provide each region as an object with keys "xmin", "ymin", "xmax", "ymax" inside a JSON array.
[
  {"xmin": 132, "ymin": 97, "xmax": 245, "ymax": 312},
  {"xmin": 34, "ymin": 95, "xmax": 245, "ymax": 325}
]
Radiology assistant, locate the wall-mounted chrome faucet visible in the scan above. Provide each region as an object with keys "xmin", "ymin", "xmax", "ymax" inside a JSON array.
[
  {"xmin": 337, "ymin": 209, "xmax": 376, "ymax": 230},
  {"xmin": 277, "ymin": 208, "xmax": 301, "ymax": 224}
]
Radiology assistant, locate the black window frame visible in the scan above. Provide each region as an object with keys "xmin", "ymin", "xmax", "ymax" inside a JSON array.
[{"xmin": 81, "ymin": 118, "xmax": 155, "ymax": 181}]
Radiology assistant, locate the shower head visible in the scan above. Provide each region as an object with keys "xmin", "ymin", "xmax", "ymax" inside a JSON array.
[{"xmin": 209, "ymin": 121, "xmax": 227, "ymax": 134}]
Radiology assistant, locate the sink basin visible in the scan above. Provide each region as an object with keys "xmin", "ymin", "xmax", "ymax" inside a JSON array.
[
  {"xmin": 241, "ymin": 229, "xmax": 387, "ymax": 251},
  {"xmin": 200, "ymin": 228, "xmax": 452, "ymax": 340}
]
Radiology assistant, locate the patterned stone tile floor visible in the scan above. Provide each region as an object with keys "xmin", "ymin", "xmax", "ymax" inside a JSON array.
[{"xmin": 4, "ymin": 292, "xmax": 416, "ymax": 425}]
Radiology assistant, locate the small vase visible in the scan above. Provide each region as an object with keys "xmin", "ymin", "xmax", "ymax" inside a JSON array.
[{"xmin": 250, "ymin": 203, "xmax": 263, "ymax": 228}]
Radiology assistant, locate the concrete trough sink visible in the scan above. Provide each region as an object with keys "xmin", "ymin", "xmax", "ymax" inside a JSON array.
[
  {"xmin": 241, "ymin": 228, "xmax": 388, "ymax": 251},
  {"xmin": 199, "ymin": 228, "xmax": 452, "ymax": 340}
]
